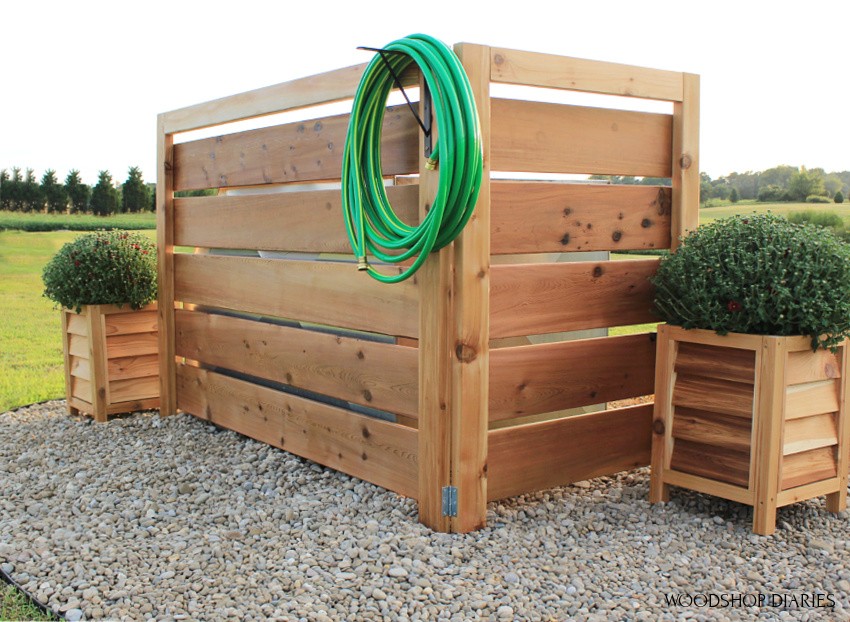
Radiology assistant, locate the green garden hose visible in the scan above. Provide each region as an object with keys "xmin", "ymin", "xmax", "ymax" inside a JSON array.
[{"xmin": 341, "ymin": 33, "xmax": 483, "ymax": 284}]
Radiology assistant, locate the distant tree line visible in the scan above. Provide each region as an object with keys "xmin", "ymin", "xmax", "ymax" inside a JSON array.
[
  {"xmin": 700, "ymin": 165, "xmax": 849, "ymax": 205},
  {"xmin": 0, "ymin": 167, "xmax": 156, "ymax": 215},
  {"xmin": 592, "ymin": 166, "xmax": 849, "ymax": 206}
]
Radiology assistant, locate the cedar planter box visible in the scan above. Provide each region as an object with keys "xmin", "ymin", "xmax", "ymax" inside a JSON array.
[
  {"xmin": 650, "ymin": 324, "xmax": 849, "ymax": 535},
  {"xmin": 62, "ymin": 303, "xmax": 160, "ymax": 422}
]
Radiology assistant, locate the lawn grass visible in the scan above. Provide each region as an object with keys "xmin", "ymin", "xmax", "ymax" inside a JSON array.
[
  {"xmin": 0, "ymin": 210, "xmax": 156, "ymax": 232},
  {"xmin": 0, "ymin": 582, "xmax": 55, "ymax": 621},
  {"xmin": 700, "ymin": 201, "xmax": 850, "ymax": 225},
  {"xmin": 0, "ymin": 229, "xmax": 155, "ymax": 412}
]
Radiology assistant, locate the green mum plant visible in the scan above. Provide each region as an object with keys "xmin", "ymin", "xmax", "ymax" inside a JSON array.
[
  {"xmin": 651, "ymin": 213, "xmax": 850, "ymax": 351},
  {"xmin": 42, "ymin": 230, "xmax": 157, "ymax": 313}
]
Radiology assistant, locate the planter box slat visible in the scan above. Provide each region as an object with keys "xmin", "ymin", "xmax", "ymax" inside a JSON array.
[
  {"xmin": 786, "ymin": 349, "xmax": 842, "ymax": 385},
  {"xmin": 781, "ymin": 447, "xmax": 838, "ymax": 490},
  {"xmin": 671, "ymin": 407, "xmax": 752, "ymax": 452},
  {"xmin": 783, "ymin": 413, "xmax": 838, "ymax": 456},
  {"xmin": 62, "ymin": 304, "xmax": 159, "ymax": 421},
  {"xmin": 672, "ymin": 373, "xmax": 755, "ymax": 419},
  {"xmin": 652, "ymin": 325, "xmax": 848, "ymax": 535},
  {"xmin": 785, "ymin": 380, "xmax": 840, "ymax": 420},
  {"xmin": 674, "ymin": 342, "xmax": 756, "ymax": 384}
]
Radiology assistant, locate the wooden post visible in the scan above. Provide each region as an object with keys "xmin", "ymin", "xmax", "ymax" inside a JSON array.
[
  {"xmin": 649, "ymin": 325, "xmax": 673, "ymax": 503},
  {"xmin": 671, "ymin": 73, "xmax": 700, "ymax": 250},
  {"xmin": 752, "ymin": 337, "xmax": 785, "ymax": 535},
  {"xmin": 156, "ymin": 116, "xmax": 177, "ymax": 416},
  {"xmin": 826, "ymin": 342, "xmax": 850, "ymax": 512},
  {"xmin": 61, "ymin": 310, "xmax": 79, "ymax": 417},
  {"xmin": 418, "ymin": 43, "xmax": 491, "ymax": 532},
  {"xmin": 86, "ymin": 305, "xmax": 109, "ymax": 423}
]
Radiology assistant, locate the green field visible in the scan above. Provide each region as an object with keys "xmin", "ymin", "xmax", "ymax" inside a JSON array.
[{"xmin": 700, "ymin": 201, "xmax": 850, "ymax": 224}]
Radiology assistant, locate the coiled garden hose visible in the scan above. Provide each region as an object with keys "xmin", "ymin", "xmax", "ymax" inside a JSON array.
[{"xmin": 341, "ymin": 33, "xmax": 483, "ymax": 283}]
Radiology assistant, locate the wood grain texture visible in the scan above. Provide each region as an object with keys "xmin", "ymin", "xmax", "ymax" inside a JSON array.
[
  {"xmin": 69, "ymin": 356, "xmax": 91, "ymax": 381},
  {"xmin": 489, "ymin": 258, "xmax": 659, "ymax": 339},
  {"xmin": 671, "ymin": 407, "xmax": 752, "ymax": 453},
  {"xmin": 173, "ymin": 253, "xmax": 419, "ymax": 338},
  {"xmin": 109, "ymin": 375, "xmax": 160, "ymax": 403},
  {"xmin": 175, "ymin": 309, "xmax": 418, "ymax": 417},
  {"xmin": 489, "ymin": 333, "xmax": 655, "ymax": 420},
  {"xmin": 786, "ymin": 348, "xmax": 842, "ymax": 386},
  {"xmin": 674, "ymin": 341, "xmax": 756, "ymax": 384},
  {"xmin": 65, "ymin": 312, "xmax": 87, "ymax": 336},
  {"xmin": 176, "ymin": 364, "xmax": 418, "ymax": 498},
  {"xmin": 649, "ymin": 326, "xmax": 676, "ymax": 503},
  {"xmin": 670, "ymin": 438, "xmax": 750, "ymax": 487},
  {"xmin": 490, "ymin": 183, "xmax": 672, "ymax": 254},
  {"xmin": 174, "ymin": 186, "xmax": 419, "ymax": 252},
  {"xmin": 785, "ymin": 380, "xmax": 840, "ymax": 420},
  {"xmin": 490, "ymin": 47, "xmax": 684, "ymax": 101},
  {"xmin": 672, "ymin": 374, "xmax": 755, "ymax": 419},
  {"xmin": 490, "ymin": 98, "xmax": 672, "ymax": 177},
  {"xmin": 103, "ymin": 306, "xmax": 158, "ymax": 336},
  {"xmin": 157, "ymin": 119, "xmax": 177, "ymax": 416},
  {"xmin": 781, "ymin": 447, "xmax": 838, "ymax": 490},
  {"xmin": 106, "ymin": 332, "xmax": 159, "ymax": 359},
  {"xmin": 487, "ymin": 403, "xmax": 652, "ymax": 501},
  {"xmin": 783, "ymin": 413, "xmax": 838, "ymax": 456},
  {"xmin": 671, "ymin": 73, "xmax": 700, "ymax": 249},
  {"xmin": 173, "ymin": 105, "xmax": 418, "ymax": 191},
  {"xmin": 107, "ymin": 354, "xmax": 160, "ymax": 381}
]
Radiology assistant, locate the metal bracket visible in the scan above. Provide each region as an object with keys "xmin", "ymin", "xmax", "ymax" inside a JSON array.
[{"xmin": 441, "ymin": 485, "xmax": 457, "ymax": 517}]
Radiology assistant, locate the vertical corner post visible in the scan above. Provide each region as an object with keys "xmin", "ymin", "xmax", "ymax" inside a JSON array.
[
  {"xmin": 826, "ymin": 340, "xmax": 850, "ymax": 512},
  {"xmin": 418, "ymin": 43, "xmax": 492, "ymax": 532},
  {"xmin": 671, "ymin": 73, "xmax": 700, "ymax": 251},
  {"xmin": 87, "ymin": 305, "xmax": 109, "ymax": 423},
  {"xmin": 649, "ymin": 324, "xmax": 673, "ymax": 503},
  {"xmin": 156, "ymin": 115, "xmax": 177, "ymax": 416},
  {"xmin": 752, "ymin": 337, "xmax": 786, "ymax": 535}
]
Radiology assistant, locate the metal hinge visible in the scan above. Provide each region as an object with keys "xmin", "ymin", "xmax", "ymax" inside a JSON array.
[{"xmin": 441, "ymin": 486, "xmax": 457, "ymax": 517}]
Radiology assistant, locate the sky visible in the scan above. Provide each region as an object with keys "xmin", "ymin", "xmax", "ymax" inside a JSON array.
[{"xmin": 1, "ymin": 0, "xmax": 847, "ymax": 186}]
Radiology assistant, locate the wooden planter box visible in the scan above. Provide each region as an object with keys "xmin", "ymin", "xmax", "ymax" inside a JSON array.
[
  {"xmin": 650, "ymin": 324, "xmax": 850, "ymax": 535},
  {"xmin": 62, "ymin": 303, "xmax": 160, "ymax": 422}
]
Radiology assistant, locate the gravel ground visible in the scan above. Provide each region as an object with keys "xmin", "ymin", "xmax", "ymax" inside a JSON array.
[{"xmin": 1, "ymin": 401, "xmax": 849, "ymax": 622}]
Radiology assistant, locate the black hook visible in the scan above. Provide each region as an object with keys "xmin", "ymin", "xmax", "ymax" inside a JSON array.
[{"xmin": 358, "ymin": 46, "xmax": 432, "ymax": 157}]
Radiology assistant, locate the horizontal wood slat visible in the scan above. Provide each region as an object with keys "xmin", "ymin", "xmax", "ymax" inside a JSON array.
[
  {"xmin": 68, "ymin": 334, "xmax": 90, "ymax": 358},
  {"xmin": 109, "ymin": 375, "xmax": 160, "ymax": 403},
  {"xmin": 674, "ymin": 342, "xmax": 756, "ymax": 384},
  {"xmin": 672, "ymin": 374, "xmax": 754, "ymax": 419},
  {"xmin": 487, "ymin": 403, "xmax": 652, "ymax": 501},
  {"xmin": 785, "ymin": 348, "xmax": 842, "ymax": 386},
  {"xmin": 783, "ymin": 413, "xmax": 838, "ymax": 456},
  {"xmin": 69, "ymin": 356, "xmax": 90, "ymax": 381},
  {"xmin": 173, "ymin": 254, "xmax": 419, "ymax": 338},
  {"xmin": 65, "ymin": 313, "xmax": 88, "ymax": 336},
  {"xmin": 489, "ymin": 333, "xmax": 655, "ymax": 420},
  {"xmin": 491, "ymin": 183, "xmax": 672, "ymax": 254},
  {"xmin": 72, "ymin": 377, "xmax": 91, "ymax": 402},
  {"xmin": 175, "ymin": 310, "xmax": 418, "ymax": 417},
  {"xmin": 781, "ymin": 447, "xmax": 837, "ymax": 490},
  {"xmin": 490, "ymin": 47, "xmax": 685, "ymax": 101},
  {"xmin": 176, "ymin": 365, "xmax": 418, "ymax": 498},
  {"xmin": 785, "ymin": 380, "xmax": 840, "ymax": 421},
  {"xmin": 104, "ymin": 309, "xmax": 158, "ymax": 336},
  {"xmin": 490, "ymin": 98, "xmax": 672, "ymax": 177},
  {"xmin": 490, "ymin": 258, "xmax": 658, "ymax": 338},
  {"xmin": 174, "ymin": 186, "xmax": 419, "ymax": 252},
  {"xmin": 671, "ymin": 407, "xmax": 752, "ymax": 453},
  {"xmin": 173, "ymin": 105, "xmax": 418, "ymax": 191},
  {"xmin": 107, "ymin": 354, "xmax": 160, "ymax": 381},
  {"xmin": 670, "ymin": 438, "xmax": 750, "ymax": 488},
  {"xmin": 106, "ymin": 332, "xmax": 158, "ymax": 359}
]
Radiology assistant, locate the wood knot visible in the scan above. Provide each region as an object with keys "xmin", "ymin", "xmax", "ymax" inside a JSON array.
[
  {"xmin": 680, "ymin": 154, "xmax": 693, "ymax": 170},
  {"xmin": 641, "ymin": 218, "xmax": 652, "ymax": 228},
  {"xmin": 560, "ymin": 233, "xmax": 570, "ymax": 246},
  {"xmin": 455, "ymin": 342, "xmax": 477, "ymax": 363},
  {"xmin": 652, "ymin": 419, "xmax": 665, "ymax": 435},
  {"xmin": 493, "ymin": 53, "xmax": 504, "ymax": 65},
  {"xmin": 592, "ymin": 266, "xmax": 604, "ymax": 278},
  {"xmin": 611, "ymin": 230, "xmax": 622, "ymax": 242}
]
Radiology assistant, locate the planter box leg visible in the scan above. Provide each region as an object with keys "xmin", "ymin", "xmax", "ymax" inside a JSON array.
[{"xmin": 825, "ymin": 489, "xmax": 847, "ymax": 514}]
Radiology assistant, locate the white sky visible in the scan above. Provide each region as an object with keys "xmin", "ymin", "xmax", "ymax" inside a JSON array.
[{"xmin": 1, "ymin": 0, "xmax": 846, "ymax": 186}]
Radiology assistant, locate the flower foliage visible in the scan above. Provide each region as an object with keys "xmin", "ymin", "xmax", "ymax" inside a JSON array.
[
  {"xmin": 42, "ymin": 230, "xmax": 157, "ymax": 313},
  {"xmin": 651, "ymin": 214, "xmax": 850, "ymax": 351}
]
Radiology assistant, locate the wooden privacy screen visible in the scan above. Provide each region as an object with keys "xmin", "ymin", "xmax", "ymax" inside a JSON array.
[{"xmin": 157, "ymin": 42, "xmax": 699, "ymax": 532}]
